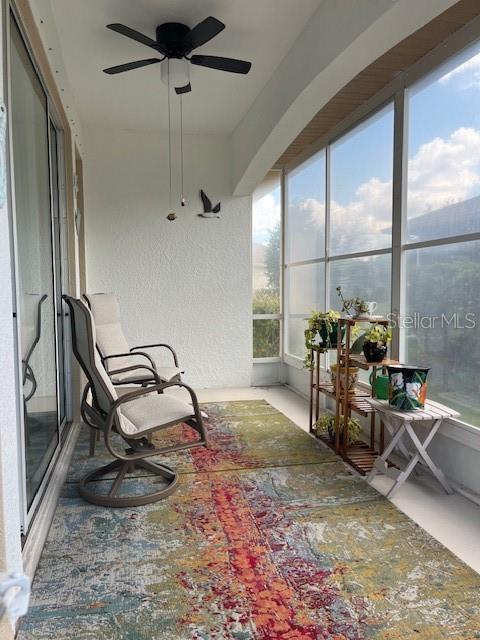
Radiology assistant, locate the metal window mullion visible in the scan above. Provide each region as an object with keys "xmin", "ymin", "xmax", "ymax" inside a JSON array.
[
  {"xmin": 324, "ymin": 144, "xmax": 331, "ymax": 371},
  {"xmin": 280, "ymin": 168, "xmax": 286, "ymax": 361},
  {"xmin": 324, "ymin": 144, "xmax": 331, "ymax": 314},
  {"xmin": 288, "ymin": 256, "xmax": 327, "ymax": 268},
  {"xmin": 253, "ymin": 314, "xmax": 282, "ymax": 320},
  {"xmin": 289, "ymin": 249, "xmax": 394, "ymax": 267},
  {"xmin": 253, "ymin": 357, "xmax": 282, "ymax": 364},
  {"xmin": 56, "ymin": 129, "xmax": 73, "ymax": 424},
  {"xmin": 391, "ymin": 88, "xmax": 408, "ymax": 361},
  {"xmin": 403, "ymin": 232, "xmax": 480, "ymax": 252},
  {"xmin": 327, "ymin": 246, "xmax": 392, "ymax": 262},
  {"xmin": 46, "ymin": 113, "xmax": 64, "ymax": 450}
]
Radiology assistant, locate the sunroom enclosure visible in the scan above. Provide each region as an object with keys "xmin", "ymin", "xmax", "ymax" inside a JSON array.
[
  {"xmin": 1, "ymin": 0, "xmax": 480, "ymax": 637},
  {"xmin": 281, "ymin": 32, "xmax": 480, "ymax": 430}
]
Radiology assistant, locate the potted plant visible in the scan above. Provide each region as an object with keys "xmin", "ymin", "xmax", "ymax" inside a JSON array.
[
  {"xmin": 304, "ymin": 310, "xmax": 343, "ymax": 370},
  {"xmin": 336, "ymin": 286, "xmax": 376, "ymax": 318},
  {"xmin": 362, "ymin": 324, "xmax": 392, "ymax": 362},
  {"xmin": 330, "ymin": 363, "xmax": 359, "ymax": 394},
  {"xmin": 313, "ymin": 413, "xmax": 363, "ymax": 446}
]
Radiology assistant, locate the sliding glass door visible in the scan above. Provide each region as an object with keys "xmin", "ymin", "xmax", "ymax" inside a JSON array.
[
  {"xmin": 9, "ymin": 15, "xmax": 68, "ymax": 517},
  {"xmin": 49, "ymin": 122, "xmax": 67, "ymax": 427}
]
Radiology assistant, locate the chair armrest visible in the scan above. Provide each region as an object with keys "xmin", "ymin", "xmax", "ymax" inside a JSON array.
[
  {"xmin": 130, "ymin": 343, "xmax": 179, "ymax": 367},
  {"xmin": 107, "ymin": 364, "xmax": 161, "ymax": 384},
  {"xmin": 103, "ymin": 351, "xmax": 156, "ymax": 370}
]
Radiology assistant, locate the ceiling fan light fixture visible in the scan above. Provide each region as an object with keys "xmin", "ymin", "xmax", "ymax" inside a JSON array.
[{"xmin": 161, "ymin": 58, "xmax": 189, "ymax": 89}]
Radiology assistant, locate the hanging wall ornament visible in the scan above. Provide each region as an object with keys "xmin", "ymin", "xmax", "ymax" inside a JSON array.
[{"xmin": 199, "ymin": 190, "xmax": 221, "ymax": 218}]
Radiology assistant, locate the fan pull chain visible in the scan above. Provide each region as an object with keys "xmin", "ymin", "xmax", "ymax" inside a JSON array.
[
  {"xmin": 166, "ymin": 60, "xmax": 176, "ymax": 221},
  {"xmin": 180, "ymin": 94, "xmax": 185, "ymax": 207}
]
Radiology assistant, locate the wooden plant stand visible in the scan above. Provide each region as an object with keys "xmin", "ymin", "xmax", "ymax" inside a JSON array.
[{"xmin": 309, "ymin": 316, "xmax": 398, "ymax": 475}]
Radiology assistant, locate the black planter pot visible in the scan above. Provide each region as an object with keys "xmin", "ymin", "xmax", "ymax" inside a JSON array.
[
  {"xmin": 328, "ymin": 423, "xmax": 344, "ymax": 446},
  {"xmin": 363, "ymin": 341, "xmax": 387, "ymax": 363},
  {"xmin": 319, "ymin": 322, "xmax": 345, "ymax": 349}
]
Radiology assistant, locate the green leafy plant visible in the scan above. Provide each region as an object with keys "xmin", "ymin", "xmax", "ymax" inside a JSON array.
[
  {"xmin": 252, "ymin": 223, "xmax": 281, "ymax": 358},
  {"xmin": 304, "ymin": 310, "xmax": 341, "ymax": 369},
  {"xmin": 252, "ymin": 288, "xmax": 280, "ymax": 358},
  {"xmin": 336, "ymin": 286, "xmax": 369, "ymax": 316},
  {"xmin": 364, "ymin": 324, "xmax": 392, "ymax": 345},
  {"xmin": 313, "ymin": 413, "xmax": 363, "ymax": 445}
]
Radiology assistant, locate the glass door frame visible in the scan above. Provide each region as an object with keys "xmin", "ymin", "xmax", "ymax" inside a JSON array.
[
  {"xmin": 6, "ymin": 4, "xmax": 72, "ymax": 533},
  {"xmin": 49, "ymin": 118, "xmax": 72, "ymax": 432}
]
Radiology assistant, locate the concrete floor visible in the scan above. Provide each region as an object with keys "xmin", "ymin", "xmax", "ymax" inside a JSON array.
[{"xmin": 169, "ymin": 384, "xmax": 480, "ymax": 575}]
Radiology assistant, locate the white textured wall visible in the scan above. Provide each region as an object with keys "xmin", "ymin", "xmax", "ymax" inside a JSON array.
[{"xmin": 83, "ymin": 127, "xmax": 252, "ymax": 388}]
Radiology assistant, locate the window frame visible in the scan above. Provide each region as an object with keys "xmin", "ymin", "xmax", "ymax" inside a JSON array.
[
  {"xmin": 252, "ymin": 169, "xmax": 283, "ymax": 363},
  {"xmin": 284, "ymin": 100, "xmax": 395, "ymax": 366},
  {"xmin": 282, "ymin": 16, "xmax": 480, "ymax": 432}
]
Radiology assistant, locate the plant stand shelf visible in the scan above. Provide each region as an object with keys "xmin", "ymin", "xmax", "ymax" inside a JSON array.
[
  {"xmin": 309, "ymin": 316, "xmax": 399, "ymax": 475},
  {"xmin": 343, "ymin": 442, "xmax": 382, "ymax": 475},
  {"xmin": 313, "ymin": 383, "xmax": 375, "ymax": 417},
  {"xmin": 348, "ymin": 355, "xmax": 400, "ymax": 371}
]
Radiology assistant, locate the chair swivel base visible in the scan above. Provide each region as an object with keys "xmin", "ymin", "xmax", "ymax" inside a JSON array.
[{"xmin": 79, "ymin": 457, "xmax": 179, "ymax": 507}]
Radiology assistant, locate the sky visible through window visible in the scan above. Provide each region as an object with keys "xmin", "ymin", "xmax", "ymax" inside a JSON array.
[
  {"xmin": 252, "ymin": 180, "xmax": 281, "ymax": 247},
  {"xmin": 277, "ymin": 39, "xmax": 480, "ymax": 259}
]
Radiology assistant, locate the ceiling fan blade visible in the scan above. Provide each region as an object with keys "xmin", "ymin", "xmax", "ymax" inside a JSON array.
[
  {"xmin": 175, "ymin": 82, "xmax": 192, "ymax": 95},
  {"xmin": 183, "ymin": 17, "xmax": 225, "ymax": 52},
  {"xmin": 190, "ymin": 55, "xmax": 251, "ymax": 74},
  {"xmin": 106, "ymin": 23, "xmax": 158, "ymax": 48},
  {"xmin": 103, "ymin": 58, "xmax": 162, "ymax": 75}
]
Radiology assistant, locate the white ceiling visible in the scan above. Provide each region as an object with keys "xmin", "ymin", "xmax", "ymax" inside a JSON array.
[{"xmin": 47, "ymin": 0, "xmax": 322, "ymax": 133}]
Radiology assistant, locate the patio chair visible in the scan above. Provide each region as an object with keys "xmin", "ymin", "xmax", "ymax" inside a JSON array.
[
  {"xmin": 64, "ymin": 295, "xmax": 208, "ymax": 507},
  {"xmin": 21, "ymin": 293, "xmax": 48, "ymax": 402},
  {"xmin": 83, "ymin": 292, "xmax": 183, "ymax": 388}
]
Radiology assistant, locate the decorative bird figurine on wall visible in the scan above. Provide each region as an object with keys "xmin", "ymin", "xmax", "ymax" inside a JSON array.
[{"xmin": 199, "ymin": 190, "xmax": 221, "ymax": 218}]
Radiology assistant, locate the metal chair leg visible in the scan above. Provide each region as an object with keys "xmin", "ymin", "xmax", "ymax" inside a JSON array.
[{"xmin": 79, "ymin": 457, "xmax": 179, "ymax": 507}]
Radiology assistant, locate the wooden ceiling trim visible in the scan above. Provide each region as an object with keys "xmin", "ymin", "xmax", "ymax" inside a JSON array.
[{"xmin": 277, "ymin": 0, "xmax": 480, "ymax": 167}]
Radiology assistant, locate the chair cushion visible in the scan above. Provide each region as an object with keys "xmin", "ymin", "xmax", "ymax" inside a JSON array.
[
  {"xmin": 96, "ymin": 324, "xmax": 130, "ymax": 358},
  {"xmin": 85, "ymin": 293, "xmax": 122, "ymax": 325},
  {"xmin": 120, "ymin": 394, "xmax": 194, "ymax": 436},
  {"xmin": 156, "ymin": 366, "xmax": 183, "ymax": 382},
  {"xmin": 85, "ymin": 293, "xmax": 183, "ymax": 385},
  {"xmin": 84, "ymin": 293, "xmax": 130, "ymax": 357}
]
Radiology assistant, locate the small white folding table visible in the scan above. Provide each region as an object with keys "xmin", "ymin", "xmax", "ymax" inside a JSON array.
[{"xmin": 366, "ymin": 398, "xmax": 459, "ymax": 497}]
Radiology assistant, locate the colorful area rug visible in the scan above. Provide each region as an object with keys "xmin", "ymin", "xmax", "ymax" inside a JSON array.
[{"xmin": 20, "ymin": 400, "xmax": 480, "ymax": 639}]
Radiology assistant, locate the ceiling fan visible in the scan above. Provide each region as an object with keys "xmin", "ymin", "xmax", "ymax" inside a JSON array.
[{"xmin": 102, "ymin": 16, "xmax": 252, "ymax": 94}]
